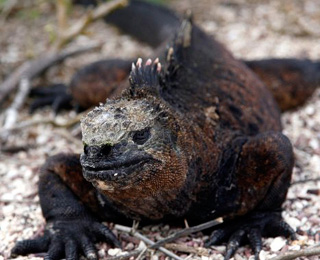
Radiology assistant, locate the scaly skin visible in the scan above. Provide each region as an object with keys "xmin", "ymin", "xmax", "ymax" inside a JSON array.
[{"xmin": 12, "ymin": 18, "xmax": 300, "ymax": 260}]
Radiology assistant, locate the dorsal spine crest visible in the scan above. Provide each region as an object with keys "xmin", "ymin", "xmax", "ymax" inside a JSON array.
[{"xmin": 129, "ymin": 58, "xmax": 162, "ymax": 97}]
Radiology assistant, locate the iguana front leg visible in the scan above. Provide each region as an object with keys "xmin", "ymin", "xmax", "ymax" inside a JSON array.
[
  {"xmin": 207, "ymin": 132, "xmax": 296, "ymax": 260},
  {"xmin": 11, "ymin": 154, "xmax": 121, "ymax": 260}
]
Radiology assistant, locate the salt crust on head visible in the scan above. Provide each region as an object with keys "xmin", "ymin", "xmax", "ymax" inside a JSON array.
[{"xmin": 81, "ymin": 99, "xmax": 157, "ymax": 146}]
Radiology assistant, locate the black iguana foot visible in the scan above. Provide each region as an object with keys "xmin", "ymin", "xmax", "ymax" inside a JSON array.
[
  {"xmin": 11, "ymin": 218, "xmax": 121, "ymax": 260},
  {"xmin": 205, "ymin": 212, "xmax": 296, "ymax": 260},
  {"xmin": 29, "ymin": 83, "xmax": 73, "ymax": 114}
]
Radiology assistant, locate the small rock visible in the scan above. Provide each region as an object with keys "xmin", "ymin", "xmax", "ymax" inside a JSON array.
[
  {"xmin": 284, "ymin": 216, "xmax": 300, "ymax": 230},
  {"xmin": 151, "ymin": 255, "xmax": 159, "ymax": 260},
  {"xmin": 107, "ymin": 248, "xmax": 121, "ymax": 256},
  {"xmin": 137, "ymin": 241, "xmax": 147, "ymax": 250},
  {"xmin": 270, "ymin": 237, "xmax": 286, "ymax": 252},
  {"xmin": 259, "ymin": 250, "xmax": 267, "ymax": 260},
  {"xmin": 98, "ymin": 249, "xmax": 106, "ymax": 258},
  {"xmin": 234, "ymin": 254, "xmax": 245, "ymax": 260},
  {"xmin": 125, "ymin": 242, "xmax": 135, "ymax": 250},
  {"xmin": 211, "ymin": 245, "xmax": 226, "ymax": 253}
]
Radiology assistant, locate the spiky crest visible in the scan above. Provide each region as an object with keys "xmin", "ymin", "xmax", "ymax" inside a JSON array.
[
  {"xmin": 164, "ymin": 13, "xmax": 193, "ymax": 83},
  {"xmin": 129, "ymin": 58, "xmax": 162, "ymax": 97}
]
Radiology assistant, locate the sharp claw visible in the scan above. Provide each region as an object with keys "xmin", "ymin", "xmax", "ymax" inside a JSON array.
[
  {"xmin": 224, "ymin": 229, "xmax": 246, "ymax": 260},
  {"xmin": 93, "ymin": 223, "xmax": 121, "ymax": 248},
  {"xmin": 45, "ymin": 240, "xmax": 64, "ymax": 260},
  {"xmin": 81, "ymin": 236, "xmax": 98, "ymax": 260},
  {"xmin": 86, "ymin": 251, "xmax": 98, "ymax": 260},
  {"xmin": 146, "ymin": 59, "xmax": 152, "ymax": 66},
  {"xmin": 224, "ymin": 248, "xmax": 234, "ymax": 260},
  {"xmin": 205, "ymin": 214, "xmax": 295, "ymax": 259},
  {"xmin": 136, "ymin": 58, "xmax": 142, "ymax": 67},
  {"xmin": 266, "ymin": 219, "xmax": 296, "ymax": 239},
  {"xmin": 65, "ymin": 240, "xmax": 79, "ymax": 260},
  {"xmin": 247, "ymin": 228, "xmax": 262, "ymax": 258},
  {"xmin": 205, "ymin": 228, "xmax": 230, "ymax": 247},
  {"xmin": 52, "ymin": 94, "xmax": 73, "ymax": 115},
  {"xmin": 157, "ymin": 62, "xmax": 162, "ymax": 73}
]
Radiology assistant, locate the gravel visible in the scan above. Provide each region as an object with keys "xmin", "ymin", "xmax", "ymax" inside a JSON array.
[{"xmin": 1, "ymin": 0, "xmax": 319, "ymax": 259}]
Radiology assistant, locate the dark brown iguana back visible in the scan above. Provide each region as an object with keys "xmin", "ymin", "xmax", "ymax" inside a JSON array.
[{"xmin": 159, "ymin": 24, "xmax": 281, "ymax": 137}]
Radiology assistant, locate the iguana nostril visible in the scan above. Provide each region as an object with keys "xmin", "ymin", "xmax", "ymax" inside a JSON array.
[
  {"xmin": 84, "ymin": 145, "xmax": 112, "ymax": 157},
  {"xmin": 101, "ymin": 144, "xmax": 112, "ymax": 156}
]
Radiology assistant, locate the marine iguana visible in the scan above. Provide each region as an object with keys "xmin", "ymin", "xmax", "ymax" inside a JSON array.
[
  {"xmin": 12, "ymin": 1, "xmax": 320, "ymax": 260},
  {"xmin": 30, "ymin": 0, "xmax": 320, "ymax": 113}
]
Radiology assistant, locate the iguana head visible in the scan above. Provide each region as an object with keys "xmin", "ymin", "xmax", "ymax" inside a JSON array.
[{"xmin": 80, "ymin": 59, "xmax": 188, "ymax": 195}]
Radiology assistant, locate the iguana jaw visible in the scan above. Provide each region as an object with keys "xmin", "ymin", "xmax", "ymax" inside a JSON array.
[{"xmin": 80, "ymin": 153, "xmax": 155, "ymax": 183}]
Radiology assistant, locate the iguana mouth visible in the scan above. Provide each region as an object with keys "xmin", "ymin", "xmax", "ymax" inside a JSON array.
[{"xmin": 81, "ymin": 156, "xmax": 153, "ymax": 182}]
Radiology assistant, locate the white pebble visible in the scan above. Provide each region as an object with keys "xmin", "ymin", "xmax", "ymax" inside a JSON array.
[
  {"xmin": 305, "ymin": 106, "xmax": 315, "ymax": 115},
  {"xmin": 259, "ymin": 250, "xmax": 267, "ymax": 260},
  {"xmin": 151, "ymin": 255, "xmax": 159, "ymax": 260},
  {"xmin": 137, "ymin": 241, "xmax": 147, "ymax": 250},
  {"xmin": 309, "ymin": 139, "xmax": 319, "ymax": 150},
  {"xmin": 270, "ymin": 237, "xmax": 286, "ymax": 252},
  {"xmin": 107, "ymin": 248, "xmax": 121, "ymax": 256},
  {"xmin": 284, "ymin": 217, "xmax": 300, "ymax": 230},
  {"xmin": 234, "ymin": 254, "xmax": 245, "ymax": 260}
]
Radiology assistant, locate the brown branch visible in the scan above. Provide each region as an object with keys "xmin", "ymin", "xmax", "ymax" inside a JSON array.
[
  {"xmin": 57, "ymin": 0, "xmax": 69, "ymax": 34},
  {"xmin": 0, "ymin": 144, "xmax": 35, "ymax": 153},
  {"xmin": 0, "ymin": 43, "xmax": 100, "ymax": 105},
  {"xmin": 0, "ymin": 108, "xmax": 90, "ymax": 142},
  {"xmin": 54, "ymin": 0, "xmax": 128, "ymax": 49},
  {"xmin": 0, "ymin": 0, "xmax": 128, "ymax": 124},
  {"xmin": 3, "ymin": 78, "xmax": 30, "ymax": 129},
  {"xmin": 106, "ymin": 249, "xmax": 143, "ymax": 260},
  {"xmin": 164, "ymin": 243, "xmax": 209, "ymax": 256},
  {"xmin": 150, "ymin": 218, "xmax": 223, "ymax": 249},
  {"xmin": 270, "ymin": 245, "xmax": 320, "ymax": 260},
  {"xmin": 114, "ymin": 224, "xmax": 184, "ymax": 260}
]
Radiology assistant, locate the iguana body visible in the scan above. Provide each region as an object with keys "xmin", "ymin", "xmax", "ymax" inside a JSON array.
[{"xmin": 13, "ymin": 1, "xmax": 320, "ymax": 260}]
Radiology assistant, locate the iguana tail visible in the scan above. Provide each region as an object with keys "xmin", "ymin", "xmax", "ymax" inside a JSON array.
[{"xmin": 74, "ymin": 0, "xmax": 180, "ymax": 47}]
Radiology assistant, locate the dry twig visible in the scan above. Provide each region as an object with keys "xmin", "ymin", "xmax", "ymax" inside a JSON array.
[
  {"xmin": 151, "ymin": 218, "xmax": 223, "ymax": 249},
  {"xmin": 164, "ymin": 243, "xmax": 209, "ymax": 256},
  {"xmin": 270, "ymin": 245, "xmax": 320, "ymax": 260},
  {"xmin": 114, "ymin": 224, "xmax": 184, "ymax": 260},
  {"xmin": 0, "ymin": 0, "xmax": 128, "ymax": 109},
  {"xmin": 0, "ymin": 108, "xmax": 90, "ymax": 142},
  {"xmin": 54, "ymin": 0, "xmax": 128, "ymax": 49},
  {"xmin": 106, "ymin": 249, "xmax": 143, "ymax": 260},
  {"xmin": 3, "ymin": 78, "xmax": 30, "ymax": 130},
  {"xmin": 57, "ymin": 0, "xmax": 69, "ymax": 34},
  {"xmin": 0, "ymin": 43, "xmax": 100, "ymax": 105}
]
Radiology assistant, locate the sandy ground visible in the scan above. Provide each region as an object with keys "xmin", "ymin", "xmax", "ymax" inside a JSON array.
[{"xmin": 0, "ymin": 0, "xmax": 320, "ymax": 259}]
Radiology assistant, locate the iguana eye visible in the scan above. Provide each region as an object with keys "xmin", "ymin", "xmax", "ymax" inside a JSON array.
[{"xmin": 132, "ymin": 128, "xmax": 151, "ymax": 145}]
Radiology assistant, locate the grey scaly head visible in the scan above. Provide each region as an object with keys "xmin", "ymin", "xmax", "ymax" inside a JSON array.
[{"xmin": 80, "ymin": 58, "xmax": 188, "ymax": 197}]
